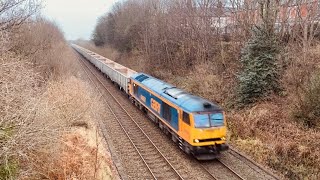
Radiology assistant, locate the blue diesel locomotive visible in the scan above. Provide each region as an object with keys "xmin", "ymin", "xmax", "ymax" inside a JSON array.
[{"xmin": 129, "ymin": 73, "xmax": 228, "ymax": 160}]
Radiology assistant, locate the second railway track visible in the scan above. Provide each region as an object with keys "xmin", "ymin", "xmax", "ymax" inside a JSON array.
[{"xmin": 74, "ymin": 50, "xmax": 279, "ymax": 180}]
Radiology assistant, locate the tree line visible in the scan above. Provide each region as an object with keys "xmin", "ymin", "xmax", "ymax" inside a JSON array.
[{"xmin": 93, "ymin": 0, "xmax": 319, "ymax": 70}]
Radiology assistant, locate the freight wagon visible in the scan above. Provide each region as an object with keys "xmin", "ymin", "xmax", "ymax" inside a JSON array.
[{"xmin": 72, "ymin": 45, "xmax": 135, "ymax": 93}]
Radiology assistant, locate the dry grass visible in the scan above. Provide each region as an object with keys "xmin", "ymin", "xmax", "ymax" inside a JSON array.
[
  {"xmin": 20, "ymin": 77, "xmax": 115, "ymax": 180},
  {"xmin": 228, "ymin": 101, "xmax": 320, "ymax": 179}
]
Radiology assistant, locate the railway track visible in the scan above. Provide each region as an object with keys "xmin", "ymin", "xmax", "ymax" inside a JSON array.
[
  {"xmin": 199, "ymin": 147, "xmax": 279, "ymax": 180},
  {"xmin": 74, "ymin": 50, "xmax": 279, "ymax": 180},
  {"xmin": 200, "ymin": 160, "xmax": 245, "ymax": 180},
  {"xmin": 225, "ymin": 147, "xmax": 279, "ymax": 180},
  {"xmin": 77, "ymin": 54, "xmax": 184, "ymax": 179},
  {"xmin": 77, "ymin": 53, "xmax": 243, "ymax": 179}
]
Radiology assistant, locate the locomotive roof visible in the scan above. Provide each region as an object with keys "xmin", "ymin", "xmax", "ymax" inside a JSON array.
[{"xmin": 131, "ymin": 73, "xmax": 222, "ymax": 112}]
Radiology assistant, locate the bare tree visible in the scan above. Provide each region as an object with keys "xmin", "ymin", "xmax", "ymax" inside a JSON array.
[
  {"xmin": 294, "ymin": 0, "xmax": 320, "ymax": 60},
  {"xmin": 0, "ymin": 0, "xmax": 41, "ymax": 54},
  {"xmin": 0, "ymin": 0, "xmax": 41, "ymax": 31}
]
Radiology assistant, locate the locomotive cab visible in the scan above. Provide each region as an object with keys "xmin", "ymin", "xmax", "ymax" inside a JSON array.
[{"xmin": 188, "ymin": 110, "xmax": 229, "ymax": 160}]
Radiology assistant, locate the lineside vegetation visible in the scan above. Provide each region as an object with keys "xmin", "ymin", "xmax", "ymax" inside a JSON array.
[
  {"xmin": 88, "ymin": 0, "xmax": 320, "ymax": 178},
  {"xmin": 1, "ymin": 1, "xmax": 115, "ymax": 179}
]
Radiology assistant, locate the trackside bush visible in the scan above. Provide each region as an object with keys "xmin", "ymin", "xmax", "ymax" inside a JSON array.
[{"xmin": 294, "ymin": 72, "xmax": 320, "ymax": 128}]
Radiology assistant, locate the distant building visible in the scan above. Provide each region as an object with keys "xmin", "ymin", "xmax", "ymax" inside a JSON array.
[
  {"xmin": 176, "ymin": 0, "xmax": 319, "ymax": 35},
  {"xmin": 209, "ymin": 0, "xmax": 320, "ymax": 34}
]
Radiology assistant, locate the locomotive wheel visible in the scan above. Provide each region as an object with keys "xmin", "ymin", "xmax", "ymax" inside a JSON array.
[
  {"xmin": 171, "ymin": 135, "xmax": 178, "ymax": 143},
  {"xmin": 159, "ymin": 121, "xmax": 163, "ymax": 130},
  {"xmin": 184, "ymin": 146, "xmax": 191, "ymax": 155}
]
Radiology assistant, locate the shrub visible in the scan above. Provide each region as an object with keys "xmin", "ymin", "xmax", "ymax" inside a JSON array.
[
  {"xmin": 294, "ymin": 72, "xmax": 320, "ymax": 128},
  {"xmin": 0, "ymin": 52, "xmax": 47, "ymax": 180}
]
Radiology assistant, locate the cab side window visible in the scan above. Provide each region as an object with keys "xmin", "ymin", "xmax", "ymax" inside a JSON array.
[
  {"xmin": 163, "ymin": 102, "xmax": 171, "ymax": 122},
  {"xmin": 183, "ymin": 112, "xmax": 190, "ymax": 125}
]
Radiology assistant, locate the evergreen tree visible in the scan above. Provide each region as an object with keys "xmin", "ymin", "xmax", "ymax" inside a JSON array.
[{"xmin": 237, "ymin": 25, "xmax": 280, "ymax": 105}]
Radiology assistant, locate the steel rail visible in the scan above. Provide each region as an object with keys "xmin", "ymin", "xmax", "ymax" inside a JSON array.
[
  {"xmin": 198, "ymin": 164, "xmax": 218, "ymax": 180},
  {"xmin": 200, "ymin": 160, "xmax": 245, "ymax": 180},
  {"xmin": 77, "ymin": 54, "xmax": 184, "ymax": 179},
  {"xmin": 228, "ymin": 147, "xmax": 279, "ymax": 180},
  {"xmin": 217, "ymin": 159, "xmax": 246, "ymax": 180}
]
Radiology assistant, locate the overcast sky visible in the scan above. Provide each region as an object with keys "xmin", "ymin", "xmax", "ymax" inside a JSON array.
[{"xmin": 42, "ymin": 0, "xmax": 118, "ymax": 40}]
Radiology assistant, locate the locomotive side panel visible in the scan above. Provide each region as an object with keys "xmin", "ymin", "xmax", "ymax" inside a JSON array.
[{"xmin": 130, "ymin": 80, "xmax": 182, "ymax": 134}]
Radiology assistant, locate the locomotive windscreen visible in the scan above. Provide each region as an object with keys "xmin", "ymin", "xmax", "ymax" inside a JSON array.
[{"xmin": 194, "ymin": 112, "xmax": 224, "ymax": 128}]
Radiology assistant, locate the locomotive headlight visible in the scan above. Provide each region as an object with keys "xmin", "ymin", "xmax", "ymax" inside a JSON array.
[
  {"xmin": 193, "ymin": 139, "xmax": 200, "ymax": 143},
  {"xmin": 221, "ymin": 137, "xmax": 226, "ymax": 141}
]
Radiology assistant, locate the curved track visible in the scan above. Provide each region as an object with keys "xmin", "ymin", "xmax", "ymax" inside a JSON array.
[{"xmin": 74, "ymin": 51, "xmax": 279, "ymax": 180}]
